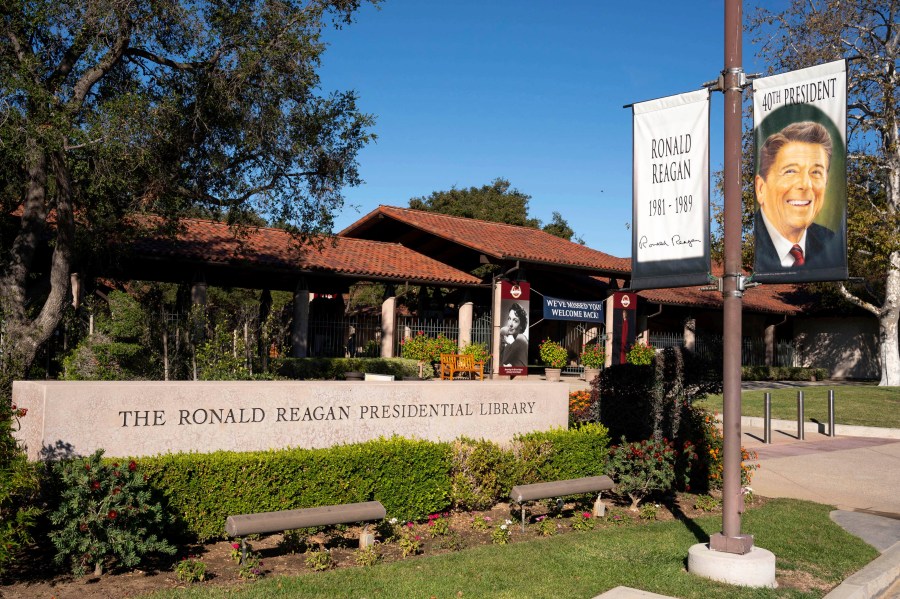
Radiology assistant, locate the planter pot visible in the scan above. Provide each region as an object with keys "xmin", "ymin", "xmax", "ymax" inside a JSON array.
[
  {"xmin": 545, "ymin": 367, "xmax": 562, "ymax": 382},
  {"xmin": 583, "ymin": 367, "xmax": 601, "ymax": 383}
]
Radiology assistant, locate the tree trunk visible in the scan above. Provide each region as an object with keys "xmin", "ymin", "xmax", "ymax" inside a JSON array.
[
  {"xmin": 0, "ymin": 143, "xmax": 75, "ymax": 397},
  {"xmin": 878, "ymin": 251, "xmax": 900, "ymax": 386}
]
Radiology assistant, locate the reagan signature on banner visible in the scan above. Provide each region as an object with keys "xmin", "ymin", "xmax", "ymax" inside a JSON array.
[{"xmin": 638, "ymin": 235, "xmax": 704, "ymax": 251}]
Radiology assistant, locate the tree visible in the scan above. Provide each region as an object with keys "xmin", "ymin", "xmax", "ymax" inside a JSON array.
[
  {"xmin": 747, "ymin": 1, "xmax": 900, "ymax": 385},
  {"xmin": 409, "ymin": 178, "xmax": 541, "ymax": 228},
  {"xmin": 0, "ymin": 0, "xmax": 379, "ymax": 391},
  {"xmin": 408, "ymin": 178, "xmax": 581, "ymax": 241},
  {"xmin": 542, "ymin": 210, "xmax": 579, "ymax": 242}
]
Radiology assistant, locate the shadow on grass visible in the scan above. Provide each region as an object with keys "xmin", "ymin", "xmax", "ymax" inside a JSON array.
[{"xmin": 668, "ymin": 499, "xmax": 709, "ymax": 545}]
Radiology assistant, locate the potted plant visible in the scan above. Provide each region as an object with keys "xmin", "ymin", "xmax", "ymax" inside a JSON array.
[
  {"xmin": 539, "ymin": 339, "xmax": 568, "ymax": 382},
  {"xmin": 580, "ymin": 342, "xmax": 605, "ymax": 382}
]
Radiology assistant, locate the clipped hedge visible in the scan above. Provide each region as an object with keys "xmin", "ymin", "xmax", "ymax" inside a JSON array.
[
  {"xmin": 132, "ymin": 426, "xmax": 611, "ymax": 541},
  {"xmin": 742, "ymin": 366, "xmax": 829, "ymax": 381},
  {"xmin": 274, "ymin": 357, "xmax": 426, "ymax": 380},
  {"xmin": 140, "ymin": 437, "xmax": 451, "ymax": 540},
  {"xmin": 511, "ymin": 423, "xmax": 610, "ymax": 484}
]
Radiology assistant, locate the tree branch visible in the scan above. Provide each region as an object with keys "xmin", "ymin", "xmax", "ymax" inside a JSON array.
[
  {"xmin": 67, "ymin": 13, "xmax": 133, "ymax": 112},
  {"xmin": 123, "ymin": 47, "xmax": 222, "ymax": 71},
  {"xmin": 837, "ymin": 283, "xmax": 881, "ymax": 317}
]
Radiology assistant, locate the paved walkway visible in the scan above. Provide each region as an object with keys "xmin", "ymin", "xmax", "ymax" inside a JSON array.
[{"xmin": 589, "ymin": 377, "xmax": 900, "ymax": 597}]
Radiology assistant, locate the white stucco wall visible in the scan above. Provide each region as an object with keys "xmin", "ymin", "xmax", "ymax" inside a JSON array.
[{"xmin": 793, "ymin": 316, "xmax": 879, "ymax": 379}]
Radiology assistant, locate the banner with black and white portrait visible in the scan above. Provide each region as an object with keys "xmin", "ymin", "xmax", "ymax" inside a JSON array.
[
  {"xmin": 499, "ymin": 281, "xmax": 530, "ymax": 377},
  {"xmin": 631, "ymin": 89, "xmax": 711, "ymax": 291},
  {"xmin": 752, "ymin": 59, "xmax": 847, "ymax": 283}
]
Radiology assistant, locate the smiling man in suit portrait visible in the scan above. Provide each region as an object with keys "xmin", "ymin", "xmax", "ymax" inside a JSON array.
[{"xmin": 754, "ymin": 121, "xmax": 843, "ymax": 276}]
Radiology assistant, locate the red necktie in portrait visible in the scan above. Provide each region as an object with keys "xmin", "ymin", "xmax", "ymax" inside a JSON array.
[{"xmin": 789, "ymin": 244, "xmax": 805, "ymax": 267}]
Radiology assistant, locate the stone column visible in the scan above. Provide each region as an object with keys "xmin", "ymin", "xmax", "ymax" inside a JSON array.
[
  {"xmin": 604, "ymin": 295, "xmax": 614, "ymax": 368},
  {"xmin": 191, "ymin": 280, "xmax": 207, "ymax": 306},
  {"xmin": 492, "ymin": 280, "xmax": 503, "ymax": 377},
  {"xmin": 458, "ymin": 296, "xmax": 474, "ymax": 348},
  {"xmin": 638, "ymin": 314, "xmax": 649, "ymax": 344},
  {"xmin": 381, "ymin": 285, "xmax": 396, "ymax": 358},
  {"xmin": 764, "ymin": 323, "xmax": 775, "ymax": 367},
  {"xmin": 684, "ymin": 316, "xmax": 697, "ymax": 352},
  {"xmin": 291, "ymin": 285, "xmax": 310, "ymax": 358}
]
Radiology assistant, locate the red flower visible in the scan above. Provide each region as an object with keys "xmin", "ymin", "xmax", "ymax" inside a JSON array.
[
  {"xmin": 91, "ymin": 480, "xmax": 101, "ymax": 490},
  {"xmin": 16, "ymin": 408, "xmax": 27, "ymax": 417},
  {"xmin": 128, "ymin": 460, "xmax": 137, "ymax": 471},
  {"xmin": 108, "ymin": 510, "xmax": 118, "ymax": 519},
  {"xmin": 112, "ymin": 487, "xmax": 121, "ymax": 495}
]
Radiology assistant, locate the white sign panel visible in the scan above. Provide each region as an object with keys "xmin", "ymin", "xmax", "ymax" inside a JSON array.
[{"xmin": 632, "ymin": 89, "xmax": 710, "ymax": 289}]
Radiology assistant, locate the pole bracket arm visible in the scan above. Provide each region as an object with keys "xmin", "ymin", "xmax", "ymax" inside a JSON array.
[{"xmin": 702, "ymin": 68, "xmax": 759, "ymax": 93}]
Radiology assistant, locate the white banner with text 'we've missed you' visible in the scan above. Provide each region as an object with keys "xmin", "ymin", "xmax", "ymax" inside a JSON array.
[{"xmin": 631, "ymin": 89, "xmax": 710, "ymax": 290}]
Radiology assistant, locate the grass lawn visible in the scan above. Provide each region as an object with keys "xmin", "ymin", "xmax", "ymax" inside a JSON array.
[
  {"xmin": 696, "ymin": 384, "xmax": 900, "ymax": 428},
  {"xmin": 144, "ymin": 499, "xmax": 877, "ymax": 599}
]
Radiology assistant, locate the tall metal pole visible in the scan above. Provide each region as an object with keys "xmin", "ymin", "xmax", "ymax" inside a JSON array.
[{"xmin": 709, "ymin": 0, "xmax": 754, "ymax": 554}]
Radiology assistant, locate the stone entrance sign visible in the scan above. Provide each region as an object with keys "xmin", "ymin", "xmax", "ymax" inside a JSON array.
[{"xmin": 13, "ymin": 380, "xmax": 568, "ymax": 460}]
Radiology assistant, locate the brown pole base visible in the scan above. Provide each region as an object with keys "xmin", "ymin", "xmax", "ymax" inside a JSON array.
[{"xmin": 709, "ymin": 532, "xmax": 754, "ymax": 555}]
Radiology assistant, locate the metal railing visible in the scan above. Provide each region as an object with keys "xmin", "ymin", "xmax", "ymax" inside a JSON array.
[{"xmin": 308, "ymin": 315, "xmax": 382, "ymax": 358}]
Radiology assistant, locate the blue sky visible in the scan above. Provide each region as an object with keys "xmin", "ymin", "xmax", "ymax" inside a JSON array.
[{"xmin": 318, "ymin": 1, "xmax": 771, "ymax": 257}]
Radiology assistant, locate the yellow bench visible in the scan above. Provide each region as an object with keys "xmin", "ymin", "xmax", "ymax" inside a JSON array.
[{"xmin": 439, "ymin": 353, "xmax": 485, "ymax": 381}]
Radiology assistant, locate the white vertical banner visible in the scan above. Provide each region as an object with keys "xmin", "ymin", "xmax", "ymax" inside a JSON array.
[
  {"xmin": 752, "ymin": 59, "xmax": 847, "ymax": 283},
  {"xmin": 631, "ymin": 89, "xmax": 710, "ymax": 290}
]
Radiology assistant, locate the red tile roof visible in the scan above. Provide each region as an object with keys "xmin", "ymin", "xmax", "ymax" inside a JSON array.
[
  {"xmin": 130, "ymin": 217, "xmax": 482, "ymax": 286},
  {"xmin": 339, "ymin": 206, "xmax": 632, "ymax": 274},
  {"xmin": 638, "ymin": 282, "xmax": 806, "ymax": 315}
]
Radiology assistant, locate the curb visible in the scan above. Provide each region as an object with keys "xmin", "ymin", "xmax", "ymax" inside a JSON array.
[
  {"xmin": 823, "ymin": 541, "xmax": 900, "ymax": 599},
  {"xmin": 740, "ymin": 416, "xmax": 900, "ymax": 439}
]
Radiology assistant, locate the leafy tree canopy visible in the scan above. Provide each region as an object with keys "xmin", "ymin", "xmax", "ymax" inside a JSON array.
[
  {"xmin": 408, "ymin": 178, "xmax": 579, "ymax": 240},
  {"xmin": 0, "ymin": 0, "xmax": 380, "ymax": 385}
]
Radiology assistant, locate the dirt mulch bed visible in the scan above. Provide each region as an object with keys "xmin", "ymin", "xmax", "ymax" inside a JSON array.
[{"xmin": 1, "ymin": 493, "xmax": 759, "ymax": 599}]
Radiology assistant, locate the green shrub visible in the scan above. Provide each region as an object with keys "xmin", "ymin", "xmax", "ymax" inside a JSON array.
[
  {"xmin": 62, "ymin": 338, "xmax": 151, "ymax": 380},
  {"xmin": 47, "ymin": 450, "xmax": 175, "ymax": 576},
  {"xmin": 449, "ymin": 437, "xmax": 516, "ymax": 511},
  {"xmin": 275, "ymin": 357, "xmax": 424, "ymax": 380},
  {"xmin": 741, "ymin": 366, "xmax": 829, "ymax": 381},
  {"xmin": 196, "ymin": 322, "xmax": 253, "ymax": 380},
  {"xmin": 460, "ymin": 342, "xmax": 490, "ymax": 364},
  {"xmin": 102, "ymin": 290, "xmax": 146, "ymax": 341},
  {"xmin": 599, "ymin": 347, "xmax": 721, "ymax": 443},
  {"xmin": 0, "ymin": 403, "xmax": 40, "ymax": 576},
  {"xmin": 626, "ymin": 341, "xmax": 656, "ymax": 365},
  {"xmin": 62, "ymin": 291, "xmax": 156, "ymax": 380},
  {"xmin": 606, "ymin": 437, "xmax": 677, "ymax": 511},
  {"xmin": 511, "ymin": 423, "xmax": 610, "ymax": 483},
  {"xmin": 141, "ymin": 437, "xmax": 452, "ymax": 540},
  {"xmin": 399, "ymin": 332, "xmax": 458, "ymax": 363},
  {"xmin": 121, "ymin": 428, "xmax": 617, "ymax": 542}
]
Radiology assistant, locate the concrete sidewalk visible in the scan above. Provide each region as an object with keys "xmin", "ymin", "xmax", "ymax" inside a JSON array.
[{"xmin": 740, "ymin": 423, "xmax": 900, "ymax": 598}]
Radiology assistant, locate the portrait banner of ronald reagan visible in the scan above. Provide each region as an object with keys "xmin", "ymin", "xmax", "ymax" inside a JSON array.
[{"xmin": 751, "ymin": 59, "xmax": 848, "ymax": 283}]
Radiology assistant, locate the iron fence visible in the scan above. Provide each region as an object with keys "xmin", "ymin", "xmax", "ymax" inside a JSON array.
[
  {"xmin": 308, "ymin": 315, "xmax": 382, "ymax": 358},
  {"xmin": 680, "ymin": 333, "xmax": 795, "ymax": 367},
  {"xmin": 396, "ymin": 316, "xmax": 459, "ymax": 356}
]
